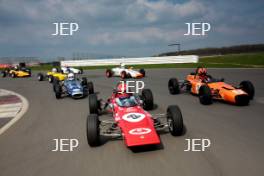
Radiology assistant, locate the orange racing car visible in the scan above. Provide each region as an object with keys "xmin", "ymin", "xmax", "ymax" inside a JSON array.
[{"xmin": 168, "ymin": 67, "xmax": 255, "ymax": 106}]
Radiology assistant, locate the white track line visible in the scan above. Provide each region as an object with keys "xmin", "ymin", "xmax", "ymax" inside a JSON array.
[{"xmin": 0, "ymin": 89, "xmax": 29, "ymax": 135}]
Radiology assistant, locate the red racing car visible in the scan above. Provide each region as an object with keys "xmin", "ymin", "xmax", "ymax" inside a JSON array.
[{"xmin": 86, "ymin": 82, "xmax": 184, "ymax": 147}]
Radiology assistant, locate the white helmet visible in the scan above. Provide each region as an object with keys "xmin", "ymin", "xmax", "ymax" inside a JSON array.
[
  {"xmin": 52, "ymin": 68, "xmax": 57, "ymax": 73},
  {"xmin": 68, "ymin": 73, "xmax": 74, "ymax": 80}
]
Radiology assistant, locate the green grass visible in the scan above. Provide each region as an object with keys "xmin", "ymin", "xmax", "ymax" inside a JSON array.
[{"xmin": 2, "ymin": 52, "xmax": 264, "ymax": 71}]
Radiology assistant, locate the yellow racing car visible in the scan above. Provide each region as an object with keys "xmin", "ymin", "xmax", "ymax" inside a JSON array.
[
  {"xmin": 37, "ymin": 68, "xmax": 67, "ymax": 83},
  {"xmin": 1, "ymin": 66, "xmax": 31, "ymax": 78}
]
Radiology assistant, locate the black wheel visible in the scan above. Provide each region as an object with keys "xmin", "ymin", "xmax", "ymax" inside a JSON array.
[
  {"xmin": 167, "ymin": 105, "xmax": 183, "ymax": 136},
  {"xmin": 199, "ymin": 85, "xmax": 212, "ymax": 105},
  {"xmin": 168, "ymin": 78, "xmax": 180, "ymax": 94},
  {"xmin": 11, "ymin": 73, "xmax": 16, "ymax": 78},
  {"xmin": 37, "ymin": 73, "xmax": 44, "ymax": 81},
  {"xmin": 81, "ymin": 77, "xmax": 88, "ymax": 86},
  {"xmin": 1, "ymin": 71, "xmax": 6, "ymax": 77},
  {"xmin": 87, "ymin": 82, "xmax": 94, "ymax": 94},
  {"xmin": 141, "ymin": 89, "xmax": 154, "ymax": 110},
  {"xmin": 121, "ymin": 71, "xmax": 126, "ymax": 79},
  {"xmin": 48, "ymin": 75, "xmax": 54, "ymax": 83},
  {"xmin": 89, "ymin": 94, "xmax": 99, "ymax": 114},
  {"xmin": 54, "ymin": 84, "xmax": 62, "ymax": 99},
  {"xmin": 240, "ymin": 80, "xmax": 255, "ymax": 100},
  {"xmin": 106, "ymin": 69, "xmax": 112, "ymax": 78},
  {"xmin": 139, "ymin": 69, "xmax": 145, "ymax": 77},
  {"xmin": 53, "ymin": 78, "xmax": 60, "ymax": 92},
  {"xmin": 87, "ymin": 114, "xmax": 100, "ymax": 147}
]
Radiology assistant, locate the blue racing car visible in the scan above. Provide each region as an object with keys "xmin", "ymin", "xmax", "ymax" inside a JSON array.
[{"xmin": 53, "ymin": 73, "xmax": 94, "ymax": 99}]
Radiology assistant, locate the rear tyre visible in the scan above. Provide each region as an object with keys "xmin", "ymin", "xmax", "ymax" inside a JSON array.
[
  {"xmin": 89, "ymin": 94, "xmax": 99, "ymax": 114},
  {"xmin": 167, "ymin": 105, "xmax": 183, "ymax": 136},
  {"xmin": 87, "ymin": 114, "xmax": 100, "ymax": 147},
  {"xmin": 54, "ymin": 84, "xmax": 62, "ymax": 99},
  {"xmin": 121, "ymin": 71, "xmax": 126, "ymax": 79},
  {"xmin": 87, "ymin": 82, "xmax": 94, "ymax": 94},
  {"xmin": 168, "ymin": 78, "xmax": 180, "ymax": 94},
  {"xmin": 37, "ymin": 73, "xmax": 44, "ymax": 81},
  {"xmin": 239, "ymin": 80, "xmax": 255, "ymax": 100},
  {"xmin": 141, "ymin": 89, "xmax": 154, "ymax": 110},
  {"xmin": 139, "ymin": 69, "xmax": 145, "ymax": 77},
  {"xmin": 199, "ymin": 85, "xmax": 212, "ymax": 105},
  {"xmin": 106, "ymin": 69, "xmax": 112, "ymax": 78}
]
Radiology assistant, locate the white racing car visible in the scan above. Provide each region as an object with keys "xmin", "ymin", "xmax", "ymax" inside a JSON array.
[
  {"xmin": 106, "ymin": 63, "xmax": 145, "ymax": 79},
  {"xmin": 61, "ymin": 66, "xmax": 83, "ymax": 74}
]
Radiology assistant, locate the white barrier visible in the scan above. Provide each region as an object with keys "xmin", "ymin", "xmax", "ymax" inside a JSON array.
[{"xmin": 61, "ymin": 55, "xmax": 199, "ymax": 67}]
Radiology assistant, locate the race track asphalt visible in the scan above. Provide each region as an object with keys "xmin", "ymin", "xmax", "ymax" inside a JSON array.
[{"xmin": 0, "ymin": 68, "xmax": 264, "ymax": 176}]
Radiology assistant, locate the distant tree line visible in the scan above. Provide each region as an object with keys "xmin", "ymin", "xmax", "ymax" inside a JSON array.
[{"xmin": 158, "ymin": 44, "xmax": 264, "ymax": 56}]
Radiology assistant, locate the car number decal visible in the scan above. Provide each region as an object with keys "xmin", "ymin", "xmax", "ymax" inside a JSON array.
[
  {"xmin": 129, "ymin": 128, "xmax": 151, "ymax": 135},
  {"xmin": 122, "ymin": 113, "xmax": 145, "ymax": 122}
]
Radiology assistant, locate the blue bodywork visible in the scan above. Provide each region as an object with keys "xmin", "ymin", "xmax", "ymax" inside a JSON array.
[{"xmin": 64, "ymin": 79, "xmax": 86, "ymax": 98}]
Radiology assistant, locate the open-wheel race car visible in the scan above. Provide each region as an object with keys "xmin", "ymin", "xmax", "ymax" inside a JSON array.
[
  {"xmin": 1, "ymin": 66, "xmax": 31, "ymax": 78},
  {"xmin": 53, "ymin": 73, "xmax": 94, "ymax": 99},
  {"xmin": 61, "ymin": 66, "xmax": 83, "ymax": 74},
  {"xmin": 168, "ymin": 67, "xmax": 255, "ymax": 106},
  {"xmin": 37, "ymin": 68, "xmax": 67, "ymax": 83},
  {"xmin": 86, "ymin": 82, "xmax": 184, "ymax": 147},
  {"xmin": 106, "ymin": 63, "xmax": 145, "ymax": 79}
]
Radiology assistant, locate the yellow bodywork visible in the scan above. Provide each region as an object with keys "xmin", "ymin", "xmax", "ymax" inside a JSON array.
[
  {"xmin": 9, "ymin": 70, "xmax": 30, "ymax": 77},
  {"xmin": 47, "ymin": 71, "xmax": 67, "ymax": 81}
]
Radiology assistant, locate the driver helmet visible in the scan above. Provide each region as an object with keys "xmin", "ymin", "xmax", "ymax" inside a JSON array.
[
  {"xmin": 14, "ymin": 66, "xmax": 18, "ymax": 70},
  {"xmin": 67, "ymin": 73, "xmax": 75, "ymax": 80},
  {"xmin": 197, "ymin": 67, "xmax": 207, "ymax": 76},
  {"xmin": 52, "ymin": 68, "xmax": 57, "ymax": 73}
]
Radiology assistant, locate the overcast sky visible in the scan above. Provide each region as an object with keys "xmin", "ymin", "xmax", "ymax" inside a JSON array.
[{"xmin": 0, "ymin": 0, "xmax": 263, "ymax": 59}]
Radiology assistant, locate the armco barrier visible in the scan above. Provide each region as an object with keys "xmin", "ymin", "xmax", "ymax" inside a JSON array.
[{"xmin": 61, "ymin": 55, "xmax": 199, "ymax": 67}]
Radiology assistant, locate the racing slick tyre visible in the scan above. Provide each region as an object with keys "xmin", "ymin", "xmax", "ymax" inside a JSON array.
[
  {"xmin": 167, "ymin": 105, "xmax": 183, "ymax": 136},
  {"xmin": 239, "ymin": 81, "xmax": 255, "ymax": 100},
  {"xmin": 199, "ymin": 85, "xmax": 212, "ymax": 105},
  {"xmin": 48, "ymin": 75, "xmax": 54, "ymax": 83},
  {"xmin": 87, "ymin": 114, "xmax": 100, "ymax": 147},
  {"xmin": 54, "ymin": 84, "xmax": 62, "ymax": 99},
  {"xmin": 89, "ymin": 94, "xmax": 99, "ymax": 114},
  {"xmin": 81, "ymin": 77, "xmax": 88, "ymax": 86},
  {"xmin": 11, "ymin": 73, "xmax": 16, "ymax": 78},
  {"xmin": 37, "ymin": 73, "xmax": 44, "ymax": 81},
  {"xmin": 141, "ymin": 89, "xmax": 154, "ymax": 110},
  {"xmin": 121, "ymin": 71, "xmax": 127, "ymax": 79},
  {"xmin": 1, "ymin": 71, "xmax": 6, "ymax": 77},
  {"xmin": 168, "ymin": 78, "xmax": 180, "ymax": 94},
  {"xmin": 87, "ymin": 82, "xmax": 94, "ymax": 94},
  {"xmin": 52, "ymin": 78, "xmax": 60, "ymax": 92},
  {"xmin": 139, "ymin": 69, "xmax": 146, "ymax": 77},
  {"xmin": 106, "ymin": 69, "xmax": 112, "ymax": 78}
]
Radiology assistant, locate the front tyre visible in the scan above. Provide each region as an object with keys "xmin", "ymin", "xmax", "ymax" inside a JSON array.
[
  {"xmin": 168, "ymin": 78, "xmax": 180, "ymax": 94},
  {"xmin": 54, "ymin": 84, "xmax": 62, "ymax": 99},
  {"xmin": 87, "ymin": 82, "xmax": 94, "ymax": 94},
  {"xmin": 37, "ymin": 73, "xmax": 44, "ymax": 81},
  {"xmin": 48, "ymin": 75, "xmax": 54, "ymax": 83},
  {"xmin": 89, "ymin": 94, "xmax": 99, "ymax": 114},
  {"xmin": 239, "ymin": 80, "xmax": 255, "ymax": 100},
  {"xmin": 141, "ymin": 89, "xmax": 154, "ymax": 110},
  {"xmin": 199, "ymin": 85, "xmax": 212, "ymax": 105},
  {"xmin": 106, "ymin": 69, "xmax": 112, "ymax": 78},
  {"xmin": 167, "ymin": 105, "xmax": 183, "ymax": 136},
  {"xmin": 87, "ymin": 114, "xmax": 100, "ymax": 147}
]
